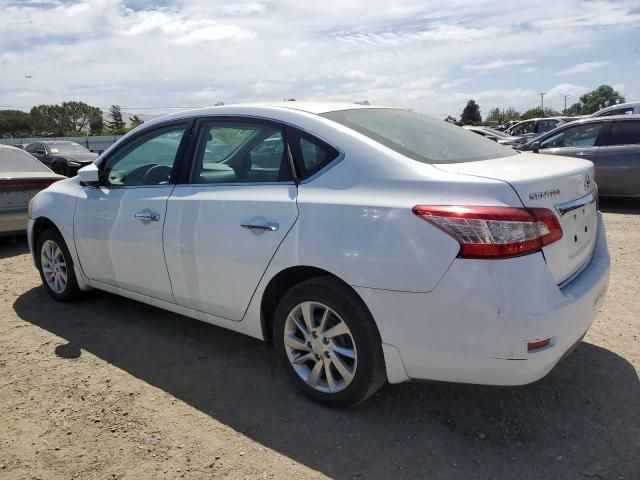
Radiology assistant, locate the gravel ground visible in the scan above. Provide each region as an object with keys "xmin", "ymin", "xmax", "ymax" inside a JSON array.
[{"xmin": 0, "ymin": 198, "xmax": 638, "ymax": 480}]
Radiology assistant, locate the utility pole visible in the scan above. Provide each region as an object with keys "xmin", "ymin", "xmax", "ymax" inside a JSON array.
[
  {"xmin": 538, "ymin": 92, "xmax": 546, "ymax": 111},
  {"xmin": 562, "ymin": 95, "xmax": 570, "ymax": 113}
]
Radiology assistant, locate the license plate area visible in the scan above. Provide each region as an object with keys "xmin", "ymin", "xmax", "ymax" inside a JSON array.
[{"xmin": 555, "ymin": 192, "xmax": 597, "ymax": 259}]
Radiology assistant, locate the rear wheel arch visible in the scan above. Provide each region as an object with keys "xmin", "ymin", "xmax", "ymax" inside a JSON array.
[{"xmin": 260, "ymin": 265, "xmax": 380, "ymax": 343}]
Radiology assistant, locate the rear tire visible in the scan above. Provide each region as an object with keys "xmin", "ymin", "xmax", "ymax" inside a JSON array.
[
  {"xmin": 36, "ymin": 228, "xmax": 81, "ymax": 301},
  {"xmin": 273, "ymin": 276, "xmax": 386, "ymax": 407}
]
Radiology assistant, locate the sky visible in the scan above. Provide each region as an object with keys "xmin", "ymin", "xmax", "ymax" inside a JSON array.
[{"xmin": 1, "ymin": 0, "xmax": 639, "ymax": 118}]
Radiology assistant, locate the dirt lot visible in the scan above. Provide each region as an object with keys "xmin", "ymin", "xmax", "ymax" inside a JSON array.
[{"xmin": 0, "ymin": 199, "xmax": 639, "ymax": 480}]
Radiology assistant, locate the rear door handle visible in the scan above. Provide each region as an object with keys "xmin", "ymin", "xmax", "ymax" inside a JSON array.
[
  {"xmin": 134, "ymin": 211, "xmax": 160, "ymax": 222},
  {"xmin": 241, "ymin": 221, "xmax": 279, "ymax": 231}
]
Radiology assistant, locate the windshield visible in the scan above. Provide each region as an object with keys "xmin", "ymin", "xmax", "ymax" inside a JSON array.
[
  {"xmin": 321, "ymin": 109, "xmax": 516, "ymax": 164},
  {"xmin": 46, "ymin": 142, "xmax": 89, "ymax": 154},
  {"xmin": 0, "ymin": 147, "xmax": 52, "ymax": 172}
]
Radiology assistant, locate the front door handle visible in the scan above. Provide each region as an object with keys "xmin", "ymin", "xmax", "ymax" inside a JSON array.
[
  {"xmin": 134, "ymin": 211, "xmax": 160, "ymax": 222},
  {"xmin": 241, "ymin": 221, "xmax": 279, "ymax": 231},
  {"xmin": 576, "ymin": 151, "xmax": 595, "ymax": 157}
]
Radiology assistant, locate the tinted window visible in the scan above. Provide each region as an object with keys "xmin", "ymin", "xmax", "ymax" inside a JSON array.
[
  {"xmin": 25, "ymin": 144, "xmax": 37, "ymax": 153},
  {"xmin": 540, "ymin": 123, "xmax": 604, "ymax": 149},
  {"xmin": 190, "ymin": 121, "xmax": 291, "ymax": 184},
  {"xmin": 600, "ymin": 107, "xmax": 634, "ymax": 117},
  {"xmin": 510, "ymin": 121, "xmax": 535, "ymax": 135},
  {"xmin": 322, "ymin": 109, "xmax": 513, "ymax": 164},
  {"xmin": 537, "ymin": 119, "xmax": 560, "ymax": 133},
  {"xmin": 101, "ymin": 125, "xmax": 187, "ymax": 186},
  {"xmin": 0, "ymin": 147, "xmax": 52, "ymax": 173},
  {"xmin": 608, "ymin": 122, "xmax": 640, "ymax": 145}
]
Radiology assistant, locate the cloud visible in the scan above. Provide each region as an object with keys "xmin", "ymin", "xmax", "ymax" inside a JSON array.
[
  {"xmin": 0, "ymin": 0, "xmax": 637, "ymax": 117},
  {"xmin": 555, "ymin": 61, "xmax": 610, "ymax": 75},
  {"xmin": 463, "ymin": 59, "xmax": 531, "ymax": 71}
]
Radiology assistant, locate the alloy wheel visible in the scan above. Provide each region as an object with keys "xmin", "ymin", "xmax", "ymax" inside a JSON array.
[
  {"xmin": 284, "ymin": 301, "xmax": 357, "ymax": 393},
  {"xmin": 40, "ymin": 239, "xmax": 68, "ymax": 294}
]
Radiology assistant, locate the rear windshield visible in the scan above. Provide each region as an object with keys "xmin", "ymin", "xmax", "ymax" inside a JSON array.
[
  {"xmin": 0, "ymin": 147, "xmax": 51, "ymax": 172},
  {"xmin": 321, "ymin": 108, "xmax": 516, "ymax": 164}
]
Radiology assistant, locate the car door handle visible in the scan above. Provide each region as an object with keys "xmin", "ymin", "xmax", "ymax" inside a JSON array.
[
  {"xmin": 576, "ymin": 151, "xmax": 594, "ymax": 157},
  {"xmin": 134, "ymin": 211, "xmax": 161, "ymax": 222},
  {"xmin": 241, "ymin": 221, "xmax": 279, "ymax": 231}
]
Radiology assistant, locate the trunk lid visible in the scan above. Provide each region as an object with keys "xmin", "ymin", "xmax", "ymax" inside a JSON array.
[{"xmin": 434, "ymin": 153, "xmax": 598, "ymax": 284}]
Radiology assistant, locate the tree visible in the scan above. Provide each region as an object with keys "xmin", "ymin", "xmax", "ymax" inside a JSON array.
[
  {"xmin": 129, "ymin": 114, "xmax": 144, "ymax": 128},
  {"xmin": 444, "ymin": 115, "xmax": 458, "ymax": 124},
  {"xmin": 504, "ymin": 106, "xmax": 521, "ymax": 122},
  {"xmin": 30, "ymin": 104, "xmax": 66, "ymax": 136},
  {"xmin": 89, "ymin": 111, "xmax": 104, "ymax": 134},
  {"xmin": 0, "ymin": 110, "xmax": 33, "ymax": 138},
  {"xmin": 460, "ymin": 100, "xmax": 481, "ymax": 125},
  {"xmin": 61, "ymin": 101, "xmax": 102, "ymax": 133},
  {"xmin": 105, "ymin": 105, "xmax": 125, "ymax": 132},
  {"xmin": 486, "ymin": 108, "xmax": 502, "ymax": 123},
  {"xmin": 566, "ymin": 84, "xmax": 626, "ymax": 115},
  {"xmin": 520, "ymin": 107, "xmax": 561, "ymax": 120}
]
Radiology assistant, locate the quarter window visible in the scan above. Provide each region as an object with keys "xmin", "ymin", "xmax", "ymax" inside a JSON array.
[
  {"xmin": 608, "ymin": 122, "xmax": 640, "ymax": 145},
  {"xmin": 288, "ymin": 129, "xmax": 339, "ymax": 179},
  {"xmin": 190, "ymin": 121, "xmax": 291, "ymax": 184},
  {"xmin": 100, "ymin": 124, "xmax": 187, "ymax": 186},
  {"xmin": 540, "ymin": 123, "xmax": 604, "ymax": 149}
]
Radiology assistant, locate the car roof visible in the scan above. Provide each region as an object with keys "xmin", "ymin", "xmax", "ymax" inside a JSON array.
[
  {"xmin": 593, "ymin": 101, "xmax": 639, "ymax": 113},
  {"xmin": 147, "ymin": 101, "xmax": 385, "ymax": 126}
]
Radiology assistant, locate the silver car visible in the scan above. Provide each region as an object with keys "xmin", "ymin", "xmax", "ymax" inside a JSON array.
[
  {"xmin": 518, "ymin": 116, "xmax": 640, "ymax": 197},
  {"xmin": 591, "ymin": 101, "xmax": 640, "ymax": 117}
]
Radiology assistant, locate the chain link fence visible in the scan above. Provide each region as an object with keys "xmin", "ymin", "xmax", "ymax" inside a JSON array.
[{"xmin": 0, "ymin": 135, "xmax": 123, "ymax": 153}]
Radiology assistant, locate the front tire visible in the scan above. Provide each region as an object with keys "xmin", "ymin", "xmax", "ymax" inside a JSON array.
[
  {"xmin": 273, "ymin": 276, "xmax": 386, "ymax": 407},
  {"xmin": 36, "ymin": 228, "xmax": 81, "ymax": 301}
]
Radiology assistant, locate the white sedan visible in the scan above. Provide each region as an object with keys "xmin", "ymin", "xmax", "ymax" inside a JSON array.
[{"xmin": 27, "ymin": 103, "xmax": 610, "ymax": 407}]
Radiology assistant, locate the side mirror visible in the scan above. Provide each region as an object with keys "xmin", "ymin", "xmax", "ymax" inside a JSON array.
[
  {"xmin": 531, "ymin": 141, "xmax": 541, "ymax": 153},
  {"xmin": 78, "ymin": 163, "xmax": 100, "ymax": 187}
]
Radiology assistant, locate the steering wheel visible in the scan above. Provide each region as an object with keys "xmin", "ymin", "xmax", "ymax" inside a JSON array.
[{"xmin": 142, "ymin": 164, "xmax": 172, "ymax": 185}]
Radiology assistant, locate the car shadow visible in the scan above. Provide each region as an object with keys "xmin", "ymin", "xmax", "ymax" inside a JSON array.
[
  {"xmin": 13, "ymin": 287, "xmax": 640, "ymax": 479},
  {"xmin": 0, "ymin": 234, "xmax": 29, "ymax": 260},
  {"xmin": 599, "ymin": 197, "xmax": 640, "ymax": 215}
]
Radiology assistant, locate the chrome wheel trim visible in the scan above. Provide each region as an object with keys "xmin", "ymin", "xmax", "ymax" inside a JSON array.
[
  {"xmin": 284, "ymin": 301, "xmax": 357, "ymax": 394},
  {"xmin": 40, "ymin": 239, "xmax": 67, "ymax": 294}
]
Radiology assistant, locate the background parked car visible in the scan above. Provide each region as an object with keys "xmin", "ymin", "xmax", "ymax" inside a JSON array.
[
  {"xmin": 462, "ymin": 126, "xmax": 526, "ymax": 147},
  {"xmin": 24, "ymin": 141, "xmax": 98, "ymax": 177},
  {"xmin": 591, "ymin": 101, "xmax": 640, "ymax": 117},
  {"xmin": 505, "ymin": 117, "xmax": 567, "ymax": 141},
  {"xmin": 518, "ymin": 115, "xmax": 640, "ymax": 197},
  {"xmin": 0, "ymin": 145, "xmax": 63, "ymax": 236}
]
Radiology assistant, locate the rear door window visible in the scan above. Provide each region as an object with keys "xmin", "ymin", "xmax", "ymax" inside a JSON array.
[
  {"xmin": 607, "ymin": 121, "xmax": 640, "ymax": 146},
  {"xmin": 189, "ymin": 120, "xmax": 292, "ymax": 184},
  {"xmin": 537, "ymin": 119, "xmax": 559, "ymax": 133},
  {"xmin": 540, "ymin": 123, "xmax": 605, "ymax": 149}
]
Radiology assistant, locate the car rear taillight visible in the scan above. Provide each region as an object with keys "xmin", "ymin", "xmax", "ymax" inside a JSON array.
[
  {"xmin": 412, "ymin": 205, "xmax": 563, "ymax": 259},
  {"xmin": 0, "ymin": 178, "xmax": 60, "ymax": 192}
]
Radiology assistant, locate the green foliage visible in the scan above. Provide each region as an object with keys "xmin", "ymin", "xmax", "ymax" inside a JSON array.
[
  {"xmin": 460, "ymin": 100, "xmax": 482, "ymax": 125},
  {"xmin": 29, "ymin": 101, "xmax": 102, "ymax": 136},
  {"xmin": 520, "ymin": 107, "xmax": 561, "ymax": 120},
  {"xmin": 444, "ymin": 115, "xmax": 458, "ymax": 124},
  {"xmin": 129, "ymin": 114, "xmax": 144, "ymax": 128},
  {"xmin": 567, "ymin": 85, "xmax": 626, "ymax": 115},
  {"xmin": 105, "ymin": 105, "xmax": 126, "ymax": 132},
  {"xmin": 0, "ymin": 110, "xmax": 33, "ymax": 137}
]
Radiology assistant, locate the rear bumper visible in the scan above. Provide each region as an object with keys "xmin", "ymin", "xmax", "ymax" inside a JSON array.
[
  {"xmin": 0, "ymin": 209, "xmax": 28, "ymax": 236},
  {"xmin": 356, "ymin": 213, "xmax": 610, "ymax": 385}
]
